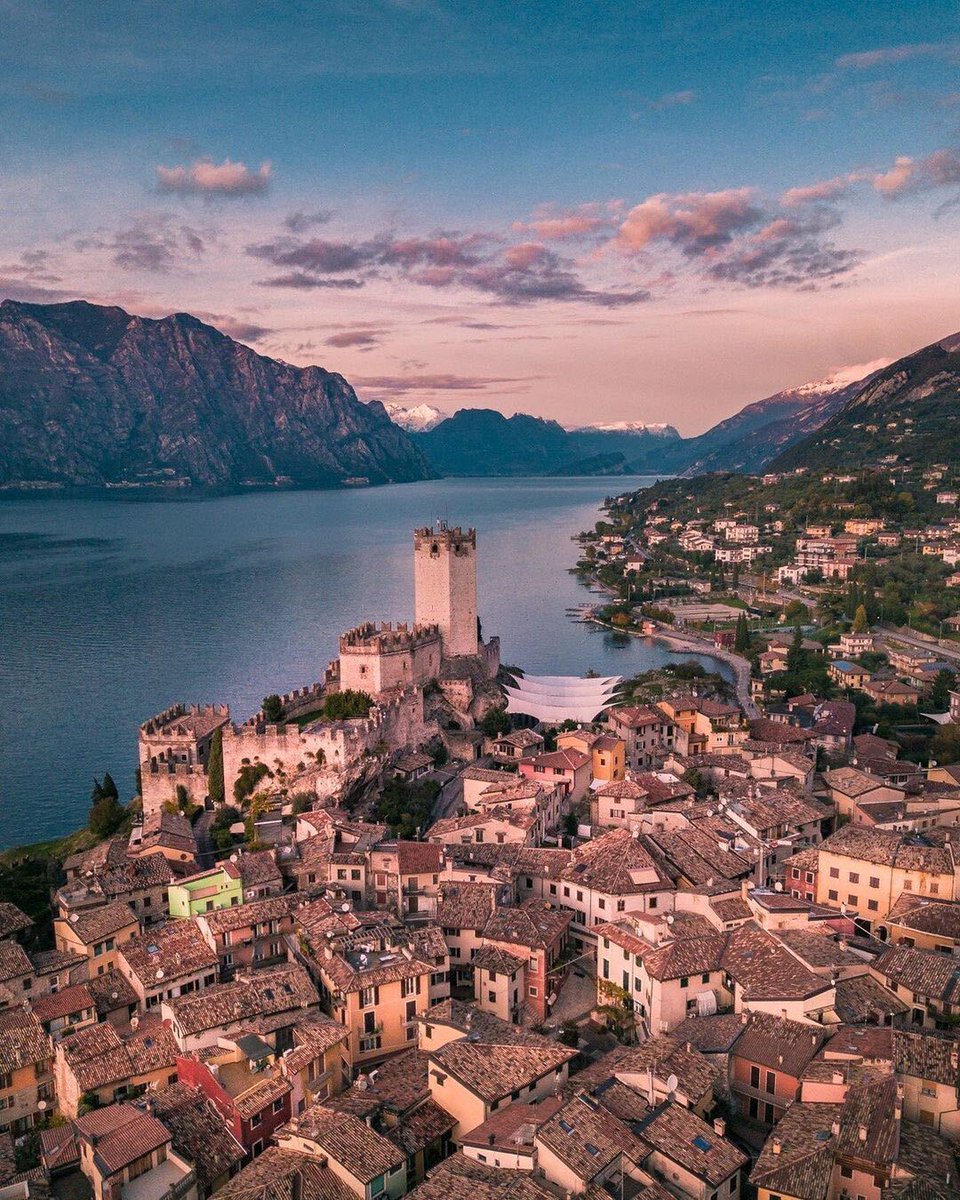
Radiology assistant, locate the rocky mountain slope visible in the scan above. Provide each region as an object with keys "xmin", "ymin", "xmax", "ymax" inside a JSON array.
[
  {"xmin": 676, "ymin": 366, "xmax": 885, "ymax": 476},
  {"xmin": 0, "ymin": 300, "xmax": 431, "ymax": 489},
  {"xmin": 772, "ymin": 332, "xmax": 960, "ymax": 473}
]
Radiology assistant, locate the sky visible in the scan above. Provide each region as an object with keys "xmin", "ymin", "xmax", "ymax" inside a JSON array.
[{"xmin": 2, "ymin": 1, "xmax": 960, "ymax": 435}]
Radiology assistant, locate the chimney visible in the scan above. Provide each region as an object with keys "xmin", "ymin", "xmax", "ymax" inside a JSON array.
[
  {"xmin": 831, "ymin": 1120, "xmax": 840, "ymax": 1137},
  {"xmin": 713, "ymin": 1117, "xmax": 726, "ymax": 1137},
  {"xmin": 488, "ymin": 1134, "xmax": 495, "ymax": 1146},
  {"xmin": 772, "ymin": 1138, "xmax": 781, "ymax": 1155},
  {"xmin": 291, "ymin": 1170, "xmax": 303, "ymax": 1200},
  {"xmin": 858, "ymin": 1125, "xmax": 867, "ymax": 1142},
  {"xmin": 832, "ymin": 1071, "xmax": 843, "ymax": 1085}
]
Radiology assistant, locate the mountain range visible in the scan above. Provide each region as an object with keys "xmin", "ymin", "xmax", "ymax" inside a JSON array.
[
  {"xmin": 0, "ymin": 300, "xmax": 430, "ymax": 489},
  {"xmin": 0, "ymin": 298, "xmax": 951, "ymax": 490}
]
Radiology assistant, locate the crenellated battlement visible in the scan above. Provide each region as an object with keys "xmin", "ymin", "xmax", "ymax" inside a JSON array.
[
  {"xmin": 414, "ymin": 525, "xmax": 476, "ymax": 550},
  {"xmin": 242, "ymin": 682, "xmax": 326, "ymax": 728},
  {"xmin": 139, "ymin": 702, "xmax": 230, "ymax": 739},
  {"xmin": 339, "ymin": 621, "xmax": 441, "ymax": 655},
  {"xmin": 145, "ymin": 759, "xmax": 204, "ymax": 777}
]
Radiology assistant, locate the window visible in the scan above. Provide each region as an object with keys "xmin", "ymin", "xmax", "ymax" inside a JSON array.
[
  {"xmin": 488, "ymin": 991, "xmax": 496, "ymax": 1003},
  {"xmin": 649, "ymin": 897, "xmax": 658, "ymax": 911},
  {"xmin": 868, "ymin": 900, "xmax": 879, "ymax": 912},
  {"xmin": 529, "ymin": 956, "xmax": 538, "ymax": 972},
  {"xmin": 750, "ymin": 1065, "xmax": 760, "ymax": 1088},
  {"xmin": 840, "ymin": 1167, "xmax": 852, "ymax": 1179},
  {"xmin": 828, "ymin": 889, "xmax": 838, "ymax": 901},
  {"xmin": 766, "ymin": 1070, "xmax": 776, "ymax": 1093},
  {"xmin": 829, "ymin": 867, "xmax": 839, "ymax": 879},
  {"xmin": 680, "ymin": 977, "xmax": 689, "ymax": 988},
  {"xmin": 849, "ymin": 872, "xmax": 859, "ymax": 884},
  {"xmin": 251, "ymin": 1113, "xmax": 262, "ymax": 1127},
  {"xmin": 702, "ymin": 973, "xmax": 711, "ymax": 984},
  {"xmin": 869, "ymin": 876, "xmax": 880, "ymax": 889},
  {"xmin": 529, "ymin": 985, "xmax": 539, "ymax": 997},
  {"xmin": 272, "ymin": 1098, "xmax": 284, "ymax": 1113},
  {"xmin": 848, "ymin": 895, "xmax": 858, "ymax": 906}
]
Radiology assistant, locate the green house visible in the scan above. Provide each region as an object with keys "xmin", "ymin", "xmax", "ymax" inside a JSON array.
[{"xmin": 168, "ymin": 861, "xmax": 243, "ymax": 918}]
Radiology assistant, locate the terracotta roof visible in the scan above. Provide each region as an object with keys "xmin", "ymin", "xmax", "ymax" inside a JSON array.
[
  {"xmin": 833, "ymin": 974, "xmax": 908, "ymax": 1024},
  {"xmin": 0, "ymin": 1007, "xmax": 49, "ymax": 1073},
  {"xmin": 214, "ymin": 1147, "xmax": 353, "ymax": 1200},
  {"xmin": 418, "ymin": 998, "xmax": 555, "ymax": 1048},
  {"xmin": 436, "ymin": 882, "xmax": 499, "ymax": 931},
  {"xmin": 459, "ymin": 1097, "xmax": 564, "ymax": 1150},
  {"xmin": 396, "ymin": 841, "xmax": 444, "ymax": 876},
  {"xmin": 430, "ymin": 1039, "xmax": 575, "ymax": 1103},
  {"xmin": 31, "ymin": 982, "xmax": 95, "ymax": 1024},
  {"xmin": 775, "ymin": 928, "xmax": 868, "ymax": 969},
  {"xmin": 873, "ymin": 944, "xmax": 960, "ymax": 1002},
  {"xmin": 733, "ymin": 1012, "xmax": 826, "ymax": 1076},
  {"xmin": 885, "ymin": 1118, "xmax": 960, "ymax": 1200},
  {"xmin": 167, "ymin": 963, "xmax": 318, "ymax": 1035},
  {"xmin": 0, "ymin": 940, "xmax": 33, "ymax": 982},
  {"xmin": 640, "ymin": 932, "xmax": 726, "ymax": 981},
  {"xmin": 151, "ymin": 1083, "xmax": 244, "ymax": 1187},
  {"xmin": 120, "ymin": 920, "xmax": 218, "ymax": 986},
  {"xmin": 407, "ymin": 1151, "xmax": 554, "ymax": 1200},
  {"xmin": 535, "ymin": 1091, "xmax": 649, "ymax": 1180},
  {"xmin": 887, "ymin": 895, "xmax": 960, "ymax": 941},
  {"xmin": 58, "ymin": 1018, "xmax": 177, "ymax": 1091},
  {"xmin": 892, "ymin": 1029, "xmax": 960, "ymax": 1085},
  {"xmin": 525, "ymin": 748, "xmax": 590, "ymax": 772},
  {"xmin": 386, "ymin": 1099, "xmax": 455, "ymax": 1156},
  {"xmin": 608, "ymin": 706, "xmax": 667, "ymax": 730},
  {"xmin": 823, "ymin": 1024, "xmax": 894, "ymax": 1061},
  {"xmin": 0, "ymin": 904, "xmax": 31, "ymax": 939},
  {"xmin": 721, "ymin": 922, "xmax": 831, "ymax": 1001},
  {"xmin": 482, "ymin": 898, "xmax": 571, "ymax": 950},
  {"xmin": 198, "ymin": 894, "xmax": 296, "ymax": 935},
  {"xmin": 636, "ymin": 1101, "xmax": 747, "ymax": 1185},
  {"xmin": 614, "ymin": 1035, "xmax": 719, "ymax": 1099},
  {"xmin": 39, "ymin": 1125, "xmax": 79, "ymax": 1174},
  {"xmin": 235, "ymin": 850, "xmax": 282, "ymax": 890},
  {"xmin": 74, "ymin": 1104, "xmax": 172, "ymax": 1177},
  {"xmin": 749, "ymin": 1100, "xmax": 838, "ymax": 1200},
  {"xmin": 671, "ymin": 1013, "xmax": 748, "ymax": 1054},
  {"xmin": 289, "ymin": 1103, "xmax": 403, "ymax": 1182},
  {"xmin": 562, "ymin": 828, "xmax": 673, "ymax": 895},
  {"xmin": 340, "ymin": 1047, "xmax": 428, "ymax": 1114},
  {"xmin": 86, "ymin": 968, "xmax": 139, "ymax": 1015},
  {"xmin": 282, "ymin": 1012, "xmax": 349, "ymax": 1071}
]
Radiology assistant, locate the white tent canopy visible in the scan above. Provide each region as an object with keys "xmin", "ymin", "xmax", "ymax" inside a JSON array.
[{"xmin": 503, "ymin": 671, "xmax": 623, "ymax": 724}]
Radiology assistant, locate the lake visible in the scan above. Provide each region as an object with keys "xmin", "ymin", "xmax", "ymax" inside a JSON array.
[{"xmin": 0, "ymin": 476, "xmax": 727, "ymax": 846}]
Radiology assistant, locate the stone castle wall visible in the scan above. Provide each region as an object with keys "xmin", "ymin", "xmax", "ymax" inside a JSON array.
[
  {"xmin": 221, "ymin": 686, "xmax": 432, "ymax": 804},
  {"xmin": 338, "ymin": 622, "xmax": 442, "ymax": 694},
  {"xmin": 141, "ymin": 761, "xmax": 210, "ymax": 817}
]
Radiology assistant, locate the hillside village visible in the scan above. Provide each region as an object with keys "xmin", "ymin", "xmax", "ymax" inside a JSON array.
[{"xmin": 3, "ymin": 519, "xmax": 960, "ymax": 1200}]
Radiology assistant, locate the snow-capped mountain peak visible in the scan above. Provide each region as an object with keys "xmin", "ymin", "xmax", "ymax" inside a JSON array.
[
  {"xmin": 382, "ymin": 402, "xmax": 447, "ymax": 432},
  {"xmin": 567, "ymin": 420, "xmax": 680, "ymax": 437}
]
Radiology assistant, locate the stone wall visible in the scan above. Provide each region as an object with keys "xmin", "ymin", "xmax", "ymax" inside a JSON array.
[
  {"xmin": 338, "ymin": 622, "xmax": 442, "ymax": 694},
  {"xmin": 141, "ymin": 761, "xmax": 209, "ymax": 818}
]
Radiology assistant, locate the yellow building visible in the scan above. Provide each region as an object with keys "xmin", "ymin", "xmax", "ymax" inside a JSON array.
[
  {"xmin": 556, "ymin": 729, "xmax": 626, "ymax": 783},
  {"xmin": 54, "ymin": 900, "xmax": 141, "ymax": 977},
  {"xmin": 814, "ymin": 825, "xmax": 959, "ymax": 935},
  {"xmin": 0, "ymin": 1008, "xmax": 53, "ymax": 1135}
]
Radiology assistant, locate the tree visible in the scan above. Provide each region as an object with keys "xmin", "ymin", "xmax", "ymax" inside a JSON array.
[
  {"xmin": 930, "ymin": 722, "xmax": 960, "ymax": 765},
  {"xmin": 88, "ymin": 790, "xmax": 126, "ymax": 840},
  {"xmin": 322, "ymin": 690, "xmax": 373, "ymax": 720},
  {"xmin": 207, "ymin": 727, "xmax": 225, "ymax": 807},
  {"xmin": 100, "ymin": 772, "xmax": 119, "ymax": 801},
  {"xmin": 787, "ymin": 623, "xmax": 804, "ymax": 675},
  {"xmin": 930, "ymin": 669, "xmax": 957, "ymax": 713},
  {"xmin": 852, "ymin": 604, "xmax": 869, "ymax": 634},
  {"xmin": 262, "ymin": 694, "xmax": 284, "ymax": 723},
  {"xmin": 479, "ymin": 706, "xmax": 511, "ymax": 738},
  {"xmin": 734, "ymin": 612, "xmax": 750, "ymax": 653}
]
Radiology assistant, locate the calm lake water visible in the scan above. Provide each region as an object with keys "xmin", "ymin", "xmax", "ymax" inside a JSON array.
[{"xmin": 0, "ymin": 477, "xmax": 727, "ymax": 846}]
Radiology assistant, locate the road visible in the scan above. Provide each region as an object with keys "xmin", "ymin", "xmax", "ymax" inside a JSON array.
[{"xmin": 875, "ymin": 624, "xmax": 960, "ymax": 666}]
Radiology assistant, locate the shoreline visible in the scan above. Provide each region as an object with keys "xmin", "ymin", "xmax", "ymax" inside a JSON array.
[{"xmin": 585, "ymin": 616, "xmax": 758, "ymax": 716}]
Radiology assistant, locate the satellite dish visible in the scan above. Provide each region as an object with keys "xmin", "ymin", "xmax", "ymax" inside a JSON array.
[
  {"xmin": 230, "ymin": 854, "xmax": 239, "ymax": 863},
  {"xmin": 341, "ymin": 903, "xmax": 350, "ymax": 913},
  {"xmin": 156, "ymin": 968, "xmax": 165, "ymax": 980},
  {"xmin": 666, "ymin": 915, "xmax": 674, "ymax": 925},
  {"xmin": 111, "ymin": 991, "xmax": 118, "ymax": 1000},
  {"xmin": 774, "ymin": 881, "xmax": 783, "ymax": 893},
  {"xmin": 37, "ymin": 1100, "xmax": 47, "ymax": 1112},
  {"xmin": 666, "ymin": 1074, "xmax": 679, "ymax": 1093},
  {"xmin": 69, "ymin": 914, "xmax": 79, "ymax": 924}
]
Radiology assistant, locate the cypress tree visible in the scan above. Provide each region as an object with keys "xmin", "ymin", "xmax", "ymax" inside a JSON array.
[{"xmin": 207, "ymin": 727, "xmax": 225, "ymax": 808}]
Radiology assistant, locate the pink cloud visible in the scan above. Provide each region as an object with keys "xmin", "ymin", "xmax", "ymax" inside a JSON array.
[
  {"xmin": 617, "ymin": 188, "xmax": 761, "ymax": 254},
  {"xmin": 505, "ymin": 242, "xmax": 549, "ymax": 268},
  {"xmin": 781, "ymin": 177, "xmax": 850, "ymax": 206},
  {"xmin": 835, "ymin": 42, "xmax": 956, "ymax": 70},
  {"xmin": 156, "ymin": 158, "xmax": 271, "ymax": 196}
]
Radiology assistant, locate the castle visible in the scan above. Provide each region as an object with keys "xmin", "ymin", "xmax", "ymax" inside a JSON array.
[{"xmin": 138, "ymin": 524, "xmax": 500, "ymax": 817}]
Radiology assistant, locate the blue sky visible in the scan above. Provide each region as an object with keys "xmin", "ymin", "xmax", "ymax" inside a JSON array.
[{"xmin": 3, "ymin": 0, "xmax": 960, "ymax": 431}]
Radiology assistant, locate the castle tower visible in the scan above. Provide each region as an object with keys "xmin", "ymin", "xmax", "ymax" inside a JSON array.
[{"xmin": 414, "ymin": 524, "xmax": 478, "ymax": 658}]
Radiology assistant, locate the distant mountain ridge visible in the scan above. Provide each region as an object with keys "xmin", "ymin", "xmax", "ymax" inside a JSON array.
[
  {"xmin": 772, "ymin": 332, "xmax": 960, "ymax": 473},
  {"xmin": 0, "ymin": 300, "xmax": 431, "ymax": 489}
]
